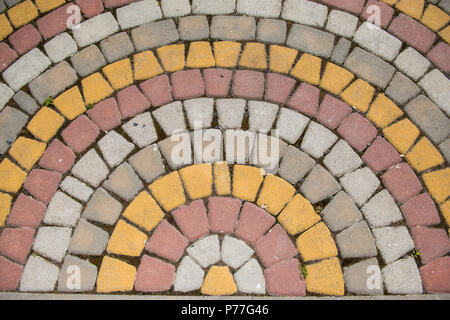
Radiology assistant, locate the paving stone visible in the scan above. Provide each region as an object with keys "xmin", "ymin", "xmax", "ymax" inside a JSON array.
[
  {"xmin": 210, "ymin": 16, "xmax": 256, "ymax": 41},
  {"xmin": 191, "ymin": 129, "xmax": 223, "ymax": 163},
  {"xmin": 71, "ymin": 149, "xmax": 109, "ymax": 188},
  {"xmin": 330, "ymin": 38, "xmax": 351, "ymax": 65},
  {"xmin": 249, "ymin": 134, "xmax": 286, "ymax": 174},
  {"xmin": 153, "ymin": 101, "xmax": 186, "ymax": 136},
  {"xmin": 203, "ymin": 68, "xmax": 232, "ymax": 97},
  {"xmin": 172, "ymin": 200, "xmax": 209, "ymax": 241},
  {"xmin": 76, "ymin": 0, "xmax": 104, "ymax": 18},
  {"xmin": 385, "ymin": 72, "xmax": 420, "ymax": 106},
  {"xmin": 185, "ymin": 234, "xmax": 220, "ymax": 268},
  {"xmin": 96, "ymin": 256, "xmax": 136, "ymax": 293},
  {"xmin": 116, "ymin": 85, "xmax": 150, "ymax": 119},
  {"xmin": 322, "ymin": 191, "xmax": 362, "ymax": 232},
  {"xmin": 43, "ymin": 32, "xmax": 77, "ymax": 64},
  {"xmin": 179, "ymin": 15, "xmax": 209, "ymax": 41},
  {"xmin": 427, "ymin": 42, "xmax": 450, "ymax": 73},
  {"xmin": 131, "ymin": 19, "xmax": 179, "ymax": 51},
  {"xmin": 307, "ymin": 256, "xmax": 346, "ymax": 296},
  {"xmin": 300, "ymin": 164, "xmax": 341, "ymax": 204},
  {"xmin": 288, "ymin": 82, "xmax": 320, "ymax": 116},
  {"xmin": 103, "ymin": 59, "xmax": 133, "ymax": 91},
  {"xmin": 282, "ymin": 0, "xmax": 327, "ymax": 27},
  {"xmin": 401, "ymin": 192, "xmax": 441, "ymax": 227},
  {"xmin": 146, "ymin": 219, "xmax": 188, "ymax": 262},
  {"xmin": 373, "ymin": 226, "xmax": 415, "ymax": 264},
  {"xmin": 158, "ymin": 133, "xmax": 192, "ymax": 170},
  {"xmin": 235, "ymin": 202, "xmax": 275, "ymax": 245},
  {"xmin": 82, "ymin": 187, "xmax": 122, "ymax": 225},
  {"xmin": 336, "ymin": 221, "xmax": 377, "ymax": 259},
  {"xmin": 316, "ymin": 95, "xmax": 352, "ymax": 130},
  {"xmin": 419, "ymin": 69, "xmax": 450, "ymax": 116},
  {"xmin": 0, "ymin": 256, "xmax": 22, "ymax": 291},
  {"xmin": 382, "ymin": 163, "xmax": 423, "ymax": 204},
  {"xmin": 201, "ymin": 265, "xmax": 237, "ymax": 296},
  {"xmin": 135, "ymin": 255, "xmax": 175, "ymax": 292},
  {"xmin": 86, "ymin": 98, "xmax": 121, "ymax": 131},
  {"xmin": 247, "ymin": 101, "xmax": 278, "ymax": 132},
  {"xmin": 439, "ymin": 138, "xmax": 450, "ymax": 163},
  {"xmin": 161, "ymin": 0, "xmax": 190, "ymax": 17},
  {"xmin": 234, "ymin": 258, "xmax": 266, "ymax": 294},
  {"xmin": 232, "ymin": 70, "xmax": 265, "ymax": 99},
  {"xmin": 183, "ymin": 98, "xmax": 213, "ymax": 130},
  {"xmin": 221, "ymin": 235, "xmax": 254, "ymax": 270},
  {"xmin": 394, "ymin": 48, "xmax": 431, "ymax": 81},
  {"xmin": 68, "ymin": 218, "xmax": 109, "ymax": 255},
  {"xmin": 59, "ymin": 176, "xmax": 93, "ymax": 203},
  {"xmin": 98, "ymin": 131, "xmax": 135, "ymax": 168},
  {"xmin": 0, "ymin": 227, "xmax": 35, "ymax": 264},
  {"xmin": 0, "ymin": 158, "xmax": 26, "ymax": 193},
  {"xmin": 121, "ymin": 113, "xmax": 157, "ymax": 148},
  {"xmin": 73, "ymin": 12, "xmax": 119, "ymax": 47},
  {"xmin": 412, "ymin": 226, "xmax": 450, "ymax": 264},
  {"xmin": 237, "ymin": 0, "xmax": 281, "ymax": 17},
  {"xmin": 340, "ymin": 168, "xmax": 380, "ymax": 207},
  {"xmin": 38, "ymin": 139, "xmax": 75, "ymax": 174},
  {"xmin": 277, "ymin": 194, "xmax": 319, "ymax": 236},
  {"xmin": 362, "ymin": 136, "xmax": 402, "ymax": 174},
  {"xmin": 192, "ymin": 0, "xmax": 235, "ymax": 14},
  {"xmin": 19, "ymin": 256, "xmax": 59, "ymax": 292},
  {"xmin": 326, "ymin": 10, "xmax": 358, "ymax": 38},
  {"xmin": 256, "ymin": 19, "xmax": 286, "ymax": 44},
  {"xmin": 128, "ymin": 145, "xmax": 165, "ymax": 184},
  {"xmin": 57, "ymin": 255, "xmax": 98, "ymax": 292},
  {"xmin": 301, "ymin": 122, "xmax": 338, "ymax": 159},
  {"xmin": 62, "ymin": 115, "xmax": 100, "ymax": 154},
  {"xmin": 255, "ymin": 224, "xmax": 297, "ymax": 267},
  {"xmin": 264, "ymin": 258, "xmax": 306, "ymax": 296},
  {"xmin": 420, "ymin": 256, "xmax": 450, "ymax": 293},
  {"xmin": 43, "ymin": 191, "xmax": 82, "ymax": 227},
  {"xmin": 116, "ymin": 0, "xmax": 162, "ymax": 30},
  {"xmin": 174, "ymin": 255, "xmax": 204, "ymax": 292},
  {"xmin": 207, "ymin": 196, "xmax": 240, "ymax": 234},
  {"xmin": 149, "ymin": 172, "xmax": 186, "ymax": 212},
  {"xmin": 343, "ymin": 258, "xmax": 384, "ymax": 295},
  {"xmin": 8, "ymin": 24, "xmax": 41, "ymax": 55},
  {"xmin": 140, "ymin": 75, "xmax": 173, "ymax": 107},
  {"xmin": 33, "ymin": 226, "xmax": 72, "ymax": 263},
  {"xmin": 287, "ymin": 24, "xmax": 334, "ymax": 58},
  {"xmin": 100, "ymin": 32, "xmax": 134, "ymax": 63},
  {"xmin": 361, "ymin": 0, "xmax": 395, "ymax": 29},
  {"xmin": 382, "ymin": 256, "xmax": 423, "ymax": 294},
  {"xmin": 361, "ymin": 190, "xmax": 403, "ymax": 228},
  {"xmin": 276, "ymin": 108, "xmax": 309, "ymax": 145},
  {"xmin": 216, "ymin": 99, "xmax": 246, "ymax": 129},
  {"xmin": 23, "ymin": 169, "xmax": 62, "ymax": 204},
  {"xmin": 266, "ymin": 73, "xmax": 296, "ymax": 104},
  {"xmin": 0, "ymin": 106, "xmax": 27, "ymax": 154},
  {"xmin": 122, "ymin": 191, "xmax": 164, "ymax": 232},
  {"xmin": 103, "ymin": 162, "xmax": 143, "ymax": 201},
  {"xmin": 107, "ymin": 219, "xmax": 147, "ymax": 256},
  {"xmin": 172, "ymin": 70, "xmax": 205, "ymax": 100},
  {"xmin": 338, "ymin": 113, "xmax": 377, "ymax": 152},
  {"xmin": 71, "ymin": 45, "xmax": 106, "ymax": 77},
  {"xmin": 323, "ymin": 140, "xmax": 363, "ymax": 177},
  {"xmin": 12, "ymin": 91, "xmax": 38, "ymax": 115},
  {"xmin": 7, "ymin": 194, "xmax": 45, "ymax": 228},
  {"xmin": 103, "ymin": 0, "xmax": 137, "ymax": 8}
]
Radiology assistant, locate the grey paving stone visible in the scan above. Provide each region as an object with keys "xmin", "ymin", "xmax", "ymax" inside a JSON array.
[
  {"xmin": 103, "ymin": 162, "xmax": 143, "ymax": 201},
  {"xmin": 323, "ymin": 140, "xmax": 363, "ymax": 177},
  {"xmin": 405, "ymin": 95, "xmax": 450, "ymax": 145},
  {"xmin": 60, "ymin": 176, "xmax": 94, "ymax": 203},
  {"xmin": 373, "ymin": 226, "xmax": 415, "ymax": 264},
  {"xmin": 158, "ymin": 133, "xmax": 193, "ymax": 169},
  {"xmin": 20, "ymin": 256, "xmax": 59, "ymax": 292},
  {"xmin": 100, "ymin": 32, "xmax": 134, "ymax": 63},
  {"xmin": 210, "ymin": 16, "xmax": 256, "ymax": 41},
  {"xmin": 70, "ymin": 45, "xmax": 107, "ymax": 77},
  {"xmin": 394, "ymin": 47, "xmax": 431, "ymax": 81},
  {"xmin": 224, "ymin": 130, "xmax": 256, "ymax": 164},
  {"xmin": 33, "ymin": 227, "xmax": 72, "ymax": 263},
  {"xmin": 44, "ymin": 32, "xmax": 78, "ymax": 63},
  {"xmin": 129, "ymin": 144, "xmax": 166, "ymax": 183},
  {"xmin": 419, "ymin": 69, "xmax": 450, "ymax": 116},
  {"xmin": 43, "ymin": 191, "xmax": 82, "ymax": 227},
  {"xmin": 343, "ymin": 258, "xmax": 384, "ymax": 295},
  {"xmin": 237, "ymin": 0, "xmax": 282, "ymax": 18},
  {"xmin": 187, "ymin": 235, "xmax": 221, "ymax": 268},
  {"xmin": 98, "ymin": 131, "xmax": 135, "ymax": 168},
  {"xmin": 234, "ymin": 258, "xmax": 266, "ymax": 294},
  {"xmin": 152, "ymin": 101, "xmax": 187, "ymax": 136},
  {"xmin": 73, "ymin": 12, "xmax": 119, "ymax": 47},
  {"xmin": 326, "ymin": 10, "xmax": 358, "ymax": 38},
  {"xmin": 216, "ymin": 99, "xmax": 246, "ymax": 129},
  {"xmin": 174, "ymin": 256, "xmax": 205, "ymax": 292},
  {"xmin": 161, "ymin": 0, "xmax": 191, "ymax": 17},
  {"xmin": 116, "ymin": 0, "xmax": 162, "ymax": 30},
  {"xmin": 192, "ymin": 0, "xmax": 236, "ymax": 14},
  {"xmin": 382, "ymin": 256, "xmax": 423, "ymax": 294},
  {"xmin": 439, "ymin": 0, "xmax": 450, "ymax": 13},
  {"xmin": 385, "ymin": 72, "xmax": 420, "ymax": 105},
  {"xmin": 439, "ymin": 138, "xmax": 450, "ymax": 163},
  {"xmin": 279, "ymin": 146, "xmax": 315, "ymax": 185},
  {"xmin": 248, "ymin": 101, "xmax": 279, "ymax": 132},
  {"xmin": 282, "ymin": 0, "xmax": 328, "ymax": 27},
  {"xmin": 256, "ymin": 19, "xmax": 287, "ymax": 44},
  {"xmin": 344, "ymin": 47, "xmax": 396, "ymax": 89},
  {"xmin": 287, "ymin": 24, "xmax": 335, "ymax": 58},
  {"xmin": 57, "ymin": 255, "xmax": 98, "ymax": 292},
  {"xmin": 131, "ymin": 19, "xmax": 179, "ymax": 52},
  {"xmin": 179, "ymin": 16, "xmax": 209, "ymax": 41},
  {"xmin": 362, "ymin": 190, "xmax": 403, "ymax": 228},
  {"xmin": 68, "ymin": 219, "xmax": 109, "ymax": 255},
  {"xmin": 0, "ymin": 106, "xmax": 27, "ymax": 154},
  {"xmin": 184, "ymin": 98, "xmax": 214, "ymax": 129},
  {"xmin": 3, "ymin": 48, "xmax": 51, "ymax": 91},
  {"xmin": 71, "ymin": 149, "xmax": 110, "ymax": 188},
  {"xmin": 331, "ymin": 38, "xmax": 352, "ymax": 65},
  {"xmin": 0, "ymin": 83, "xmax": 14, "ymax": 111},
  {"xmin": 322, "ymin": 191, "xmax": 362, "ymax": 232},
  {"xmin": 301, "ymin": 122, "xmax": 338, "ymax": 159},
  {"xmin": 82, "ymin": 187, "xmax": 123, "ymax": 225},
  {"xmin": 276, "ymin": 107, "xmax": 310, "ymax": 144},
  {"xmin": 13, "ymin": 90, "xmax": 39, "ymax": 115},
  {"xmin": 122, "ymin": 112, "xmax": 158, "ymax": 148},
  {"xmin": 336, "ymin": 221, "xmax": 378, "ymax": 259},
  {"xmin": 300, "ymin": 164, "xmax": 341, "ymax": 204},
  {"xmin": 340, "ymin": 167, "xmax": 380, "ymax": 207},
  {"xmin": 221, "ymin": 236, "xmax": 254, "ymax": 269},
  {"xmin": 250, "ymin": 134, "xmax": 287, "ymax": 174},
  {"xmin": 4, "ymin": 0, "xmax": 20, "ymax": 7},
  {"xmin": 0, "ymin": 0, "xmax": 5, "ymax": 12},
  {"xmin": 192, "ymin": 129, "xmax": 223, "ymax": 163}
]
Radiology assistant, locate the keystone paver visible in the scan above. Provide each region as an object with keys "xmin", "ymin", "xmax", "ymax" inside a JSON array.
[
  {"xmin": 69, "ymin": 218, "xmax": 109, "ymax": 255},
  {"xmin": 300, "ymin": 164, "xmax": 341, "ymax": 204},
  {"xmin": 373, "ymin": 226, "xmax": 415, "ymax": 264},
  {"xmin": 362, "ymin": 190, "xmax": 403, "ymax": 227},
  {"xmin": 248, "ymin": 101, "xmax": 279, "ymax": 132},
  {"xmin": 323, "ymin": 140, "xmax": 363, "ymax": 177},
  {"xmin": 210, "ymin": 16, "xmax": 256, "ymax": 41},
  {"xmin": 23, "ymin": 169, "xmax": 62, "ymax": 204},
  {"xmin": 33, "ymin": 226, "xmax": 72, "ymax": 263},
  {"xmin": 203, "ymin": 69, "xmax": 233, "ymax": 97},
  {"xmin": 287, "ymin": 24, "xmax": 335, "ymax": 58},
  {"xmin": 7, "ymin": 194, "xmax": 45, "ymax": 228},
  {"xmin": 116, "ymin": 0, "xmax": 162, "ymax": 30},
  {"xmin": 420, "ymin": 256, "xmax": 450, "ymax": 293},
  {"xmin": 19, "ymin": 256, "xmax": 59, "ymax": 292},
  {"xmin": 135, "ymin": 255, "xmax": 175, "ymax": 292},
  {"xmin": 43, "ymin": 191, "xmax": 82, "ymax": 227},
  {"xmin": 100, "ymin": 32, "xmax": 134, "ymax": 63},
  {"xmin": 71, "ymin": 45, "xmax": 106, "ymax": 77},
  {"xmin": 183, "ymin": 98, "xmax": 214, "ymax": 130},
  {"xmin": 382, "ymin": 163, "xmax": 423, "ymax": 204},
  {"xmin": 174, "ymin": 256, "xmax": 205, "ymax": 292},
  {"xmin": 326, "ymin": 10, "xmax": 358, "ymax": 38},
  {"xmin": 237, "ymin": 0, "xmax": 281, "ymax": 17},
  {"xmin": 98, "ymin": 131, "xmax": 135, "ymax": 168},
  {"xmin": 394, "ymin": 47, "xmax": 431, "ymax": 81},
  {"xmin": 192, "ymin": 0, "xmax": 236, "ymax": 14},
  {"xmin": 0, "ymin": 107, "xmax": 27, "ymax": 154},
  {"xmin": 153, "ymin": 101, "xmax": 187, "ymax": 136},
  {"xmin": 122, "ymin": 113, "xmax": 158, "ymax": 148},
  {"xmin": 186, "ymin": 235, "xmax": 220, "ymax": 268},
  {"xmin": 216, "ymin": 99, "xmax": 246, "ymax": 129},
  {"xmin": 128, "ymin": 144, "xmax": 165, "ymax": 183},
  {"xmin": 179, "ymin": 16, "xmax": 209, "ymax": 41},
  {"xmin": 419, "ymin": 69, "xmax": 450, "ymax": 116},
  {"xmin": 340, "ymin": 168, "xmax": 380, "ymax": 207},
  {"xmin": 264, "ymin": 258, "xmax": 306, "ymax": 296},
  {"xmin": 276, "ymin": 108, "xmax": 310, "ymax": 144},
  {"xmin": 131, "ymin": 19, "xmax": 179, "ymax": 51},
  {"xmin": 57, "ymin": 255, "xmax": 98, "ymax": 292},
  {"xmin": 161, "ymin": 0, "xmax": 191, "ymax": 17},
  {"xmin": 322, "ymin": 191, "xmax": 362, "ymax": 233},
  {"xmin": 83, "ymin": 187, "xmax": 122, "ymax": 225},
  {"xmin": 0, "ymin": 227, "xmax": 35, "ymax": 264},
  {"xmin": 222, "ymin": 236, "xmax": 254, "ymax": 269},
  {"xmin": 158, "ymin": 133, "xmax": 192, "ymax": 170},
  {"xmin": 385, "ymin": 72, "xmax": 420, "ymax": 105},
  {"xmin": 146, "ymin": 219, "xmax": 188, "ymax": 262},
  {"xmin": 73, "ymin": 12, "xmax": 119, "ymax": 47},
  {"xmin": 343, "ymin": 258, "xmax": 384, "ymax": 295},
  {"xmin": 60, "ymin": 176, "xmax": 93, "ymax": 203},
  {"xmin": 282, "ymin": 0, "xmax": 328, "ymax": 27},
  {"xmin": 71, "ymin": 149, "xmax": 109, "ymax": 188},
  {"xmin": 301, "ymin": 122, "xmax": 338, "ymax": 159},
  {"xmin": 234, "ymin": 258, "xmax": 266, "ymax": 294},
  {"xmin": 316, "ymin": 95, "xmax": 352, "ymax": 130},
  {"xmin": 103, "ymin": 162, "xmax": 143, "ymax": 201},
  {"xmin": 44, "ymin": 32, "xmax": 77, "ymax": 63},
  {"xmin": 338, "ymin": 113, "xmax": 377, "ymax": 152},
  {"xmin": 172, "ymin": 200, "xmax": 209, "ymax": 241},
  {"xmin": 336, "ymin": 221, "xmax": 378, "ymax": 259},
  {"xmin": 382, "ymin": 256, "xmax": 423, "ymax": 294},
  {"xmin": 412, "ymin": 226, "xmax": 450, "ymax": 264},
  {"xmin": 201, "ymin": 266, "xmax": 237, "ymax": 296},
  {"xmin": 256, "ymin": 19, "xmax": 286, "ymax": 44},
  {"xmin": 12, "ymin": 90, "xmax": 39, "ymax": 115}
]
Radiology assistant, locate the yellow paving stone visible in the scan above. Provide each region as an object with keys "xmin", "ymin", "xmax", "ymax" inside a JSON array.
[
  {"xmin": 53, "ymin": 86, "xmax": 86, "ymax": 120},
  {"xmin": 35, "ymin": 0, "xmax": 65, "ymax": 13},
  {"xmin": 422, "ymin": 168, "xmax": 450, "ymax": 204},
  {"xmin": 232, "ymin": 165, "xmax": 264, "ymax": 202},
  {"xmin": 421, "ymin": 5, "xmax": 450, "ymax": 31},
  {"xmin": 438, "ymin": 26, "xmax": 450, "ymax": 44},
  {"xmin": 290, "ymin": 53, "xmax": 321, "ymax": 85},
  {"xmin": 213, "ymin": 41, "xmax": 241, "ymax": 68},
  {"xmin": 27, "ymin": 107, "xmax": 65, "ymax": 142},
  {"xmin": 440, "ymin": 201, "xmax": 450, "ymax": 226},
  {"xmin": 305, "ymin": 257, "xmax": 345, "ymax": 296},
  {"xmin": 0, "ymin": 14, "xmax": 13, "ymax": 41},
  {"xmin": 340, "ymin": 79, "xmax": 376, "ymax": 113},
  {"xmin": 148, "ymin": 171, "xmax": 186, "ymax": 212},
  {"xmin": 133, "ymin": 51, "xmax": 164, "ymax": 81},
  {"xmin": 7, "ymin": 0, "xmax": 38, "ymax": 28},
  {"xmin": 239, "ymin": 42, "xmax": 267, "ymax": 70},
  {"xmin": 122, "ymin": 191, "xmax": 164, "ymax": 232},
  {"xmin": 383, "ymin": 119, "xmax": 420, "ymax": 155},
  {"xmin": 320, "ymin": 62, "xmax": 355, "ymax": 95},
  {"xmin": 269, "ymin": 45, "xmax": 298, "ymax": 74},
  {"xmin": 213, "ymin": 162, "xmax": 231, "ymax": 196},
  {"xmin": 278, "ymin": 194, "xmax": 321, "ymax": 235},
  {"xmin": 179, "ymin": 164, "xmax": 212, "ymax": 200},
  {"xmin": 296, "ymin": 222, "xmax": 338, "ymax": 262},
  {"xmin": 186, "ymin": 41, "xmax": 215, "ymax": 69},
  {"xmin": 367, "ymin": 93, "xmax": 403, "ymax": 128},
  {"xmin": 0, "ymin": 158, "xmax": 27, "ymax": 193},
  {"xmin": 396, "ymin": 0, "xmax": 425, "ymax": 20},
  {"xmin": 157, "ymin": 44, "xmax": 185, "ymax": 72},
  {"xmin": 97, "ymin": 256, "xmax": 136, "ymax": 293},
  {"xmin": 81, "ymin": 73, "xmax": 114, "ymax": 105},
  {"xmin": 102, "ymin": 59, "xmax": 133, "ymax": 91},
  {"xmin": 382, "ymin": 0, "xmax": 398, "ymax": 5},
  {"xmin": 201, "ymin": 266, "xmax": 237, "ymax": 296},
  {"xmin": 9, "ymin": 137, "xmax": 46, "ymax": 171},
  {"xmin": 257, "ymin": 175, "xmax": 295, "ymax": 215},
  {"xmin": 0, "ymin": 193, "xmax": 12, "ymax": 227},
  {"xmin": 107, "ymin": 220, "xmax": 148, "ymax": 257},
  {"xmin": 406, "ymin": 137, "xmax": 445, "ymax": 172}
]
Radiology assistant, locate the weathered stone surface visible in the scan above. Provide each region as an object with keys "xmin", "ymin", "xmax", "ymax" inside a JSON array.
[
  {"xmin": 57, "ymin": 255, "xmax": 97, "ymax": 292},
  {"xmin": 340, "ymin": 168, "xmax": 380, "ymax": 207},
  {"xmin": 287, "ymin": 24, "xmax": 335, "ymax": 58},
  {"xmin": 0, "ymin": 106, "xmax": 28, "ymax": 154},
  {"xmin": 300, "ymin": 164, "xmax": 341, "ymax": 204},
  {"xmin": 322, "ymin": 191, "xmax": 362, "ymax": 232},
  {"xmin": 323, "ymin": 140, "xmax": 363, "ymax": 177},
  {"xmin": 20, "ymin": 256, "xmax": 59, "ymax": 292},
  {"xmin": 69, "ymin": 218, "xmax": 109, "ymax": 255},
  {"xmin": 373, "ymin": 226, "xmax": 415, "ymax": 264},
  {"xmin": 33, "ymin": 226, "xmax": 72, "ymax": 263},
  {"xmin": 361, "ymin": 190, "xmax": 403, "ymax": 227},
  {"xmin": 222, "ymin": 235, "xmax": 254, "ymax": 269},
  {"xmin": 103, "ymin": 162, "xmax": 143, "ymax": 201},
  {"xmin": 336, "ymin": 221, "xmax": 378, "ymax": 259},
  {"xmin": 234, "ymin": 258, "xmax": 266, "ymax": 294},
  {"xmin": 82, "ymin": 187, "xmax": 123, "ymax": 225},
  {"xmin": 186, "ymin": 235, "xmax": 220, "ymax": 268},
  {"xmin": 131, "ymin": 19, "xmax": 179, "ymax": 51},
  {"xmin": 382, "ymin": 256, "xmax": 423, "ymax": 294},
  {"xmin": 71, "ymin": 149, "xmax": 109, "ymax": 187},
  {"xmin": 43, "ymin": 191, "xmax": 82, "ymax": 227},
  {"xmin": 174, "ymin": 256, "xmax": 205, "ymax": 292},
  {"xmin": 344, "ymin": 258, "xmax": 384, "ymax": 295}
]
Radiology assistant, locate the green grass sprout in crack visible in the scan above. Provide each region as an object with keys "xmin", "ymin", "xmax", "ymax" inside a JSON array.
[{"xmin": 42, "ymin": 96, "xmax": 54, "ymax": 107}]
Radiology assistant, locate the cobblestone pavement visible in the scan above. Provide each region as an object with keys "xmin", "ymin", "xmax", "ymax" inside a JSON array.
[{"xmin": 0, "ymin": 0, "xmax": 449, "ymax": 297}]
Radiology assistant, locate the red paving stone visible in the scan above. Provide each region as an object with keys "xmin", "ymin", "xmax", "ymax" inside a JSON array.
[
  {"xmin": 400, "ymin": 193, "xmax": 441, "ymax": 227},
  {"xmin": 265, "ymin": 73, "xmax": 296, "ymax": 105},
  {"xmin": 87, "ymin": 98, "xmax": 122, "ymax": 131},
  {"xmin": 321, "ymin": 0, "xmax": 365, "ymax": 14},
  {"xmin": 420, "ymin": 256, "xmax": 450, "ymax": 293},
  {"xmin": 264, "ymin": 258, "xmax": 306, "ymax": 296},
  {"xmin": 207, "ymin": 197, "xmax": 242, "ymax": 234},
  {"xmin": 146, "ymin": 219, "xmax": 188, "ymax": 262},
  {"xmin": 361, "ymin": 0, "xmax": 395, "ymax": 29},
  {"xmin": 0, "ymin": 42, "xmax": 18, "ymax": 73},
  {"xmin": 7, "ymin": 194, "xmax": 46, "ymax": 228},
  {"xmin": 362, "ymin": 136, "xmax": 402, "ymax": 174},
  {"xmin": 171, "ymin": 200, "xmax": 209, "ymax": 241},
  {"xmin": 287, "ymin": 82, "xmax": 320, "ymax": 117},
  {"xmin": 116, "ymin": 85, "xmax": 150, "ymax": 119},
  {"xmin": 382, "ymin": 163, "xmax": 423, "ymax": 204},
  {"xmin": 171, "ymin": 70, "xmax": 205, "ymax": 100},
  {"xmin": 203, "ymin": 68, "xmax": 232, "ymax": 97},
  {"xmin": 61, "ymin": 115, "xmax": 100, "ymax": 153},
  {"xmin": 337, "ymin": 113, "xmax": 377, "ymax": 152},
  {"xmin": 8, "ymin": 24, "xmax": 42, "ymax": 55},
  {"xmin": 23, "ymin": 169, "xmax": 62, "ymax": 204},
  {"xmin": 0, "ymin": 227, "xmax": 35, "ymax": 264},
  {"xmin": 140, "ymin": 74, "xmax": 173, "ymax": 107},
  {"xmin": 411, "ymin": 226, "xmax": 450, "ymax": 265},
  {"xmin": 39, "ymin": 139, "xmax": 76, "ymax": 173},
  {"xmin": 103, "ymin": 0, "xmax": 138, "ymax": 8},
  {"xmin": 36, "ymin": 4, "xmax": 73, "ymax": 40},
  {"xmin": 232, "ymin": 70, "xmax": 265, "ymax": 100},
  {"xmin": 427, "ymin": 42, "xmax": 450, "ymax": 73},
  {"xmin": 76, "ymin": 0, "xmax": 104, "ymax": 18},
  {"xmin": 234, "ymin": 202, "xmax": 275, "ymax": 245},
  {"xmin": 135, "ymin": 255, "xmax": 175, "ymax": 292},
  {"xmin": 316, "ymin": 94, "xmax": 353, "ymax": 130},
  {"xmin": 254, "ymin": 224, "xmax": 298, "ymax": 268},
  {"xmin": 0, "ymin": 256, "xmax": 23, "ymax": 291}
]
